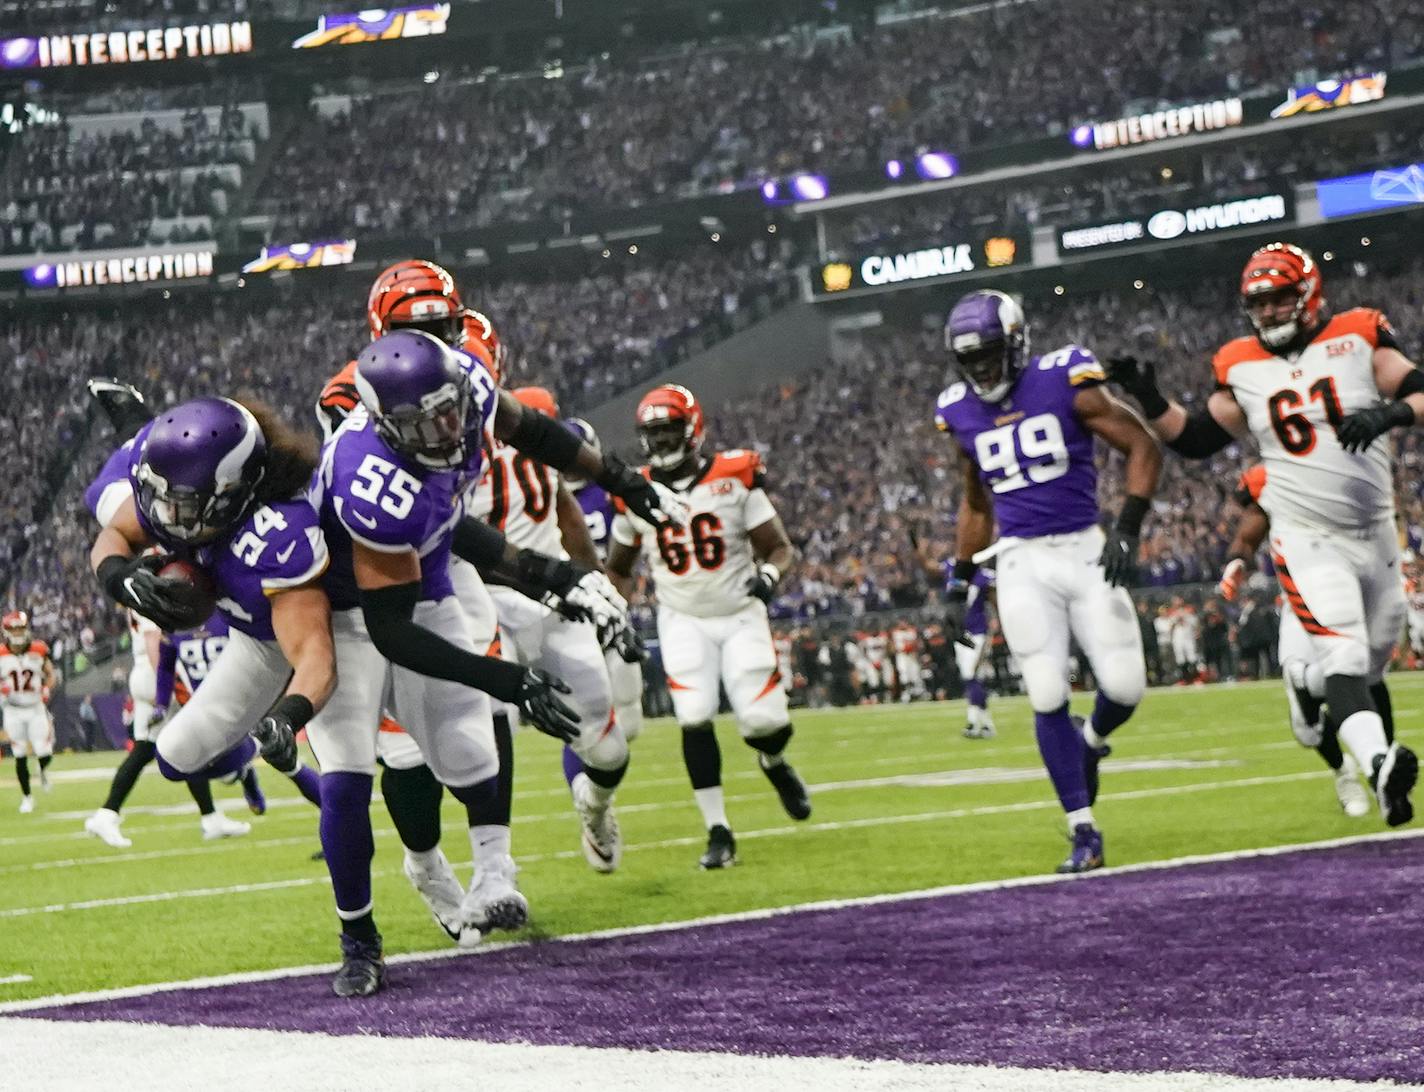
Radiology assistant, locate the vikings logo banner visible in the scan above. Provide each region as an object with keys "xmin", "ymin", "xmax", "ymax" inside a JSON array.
[
  {"xmin": 1271, "ymin": 74, "xmax": 1387, "ymax": 119},
  {"xmin": 292, "ymin": 4, "xmax": 450, "ymax": 49},
  {"xmin": 242, "ymin": 240, "xmax": 356, "ymax": 273}
]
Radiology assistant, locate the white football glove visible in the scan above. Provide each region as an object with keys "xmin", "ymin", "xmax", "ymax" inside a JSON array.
[{"xmin": 649, "ymin": 481, "xmax": 691, "ymax": 528}]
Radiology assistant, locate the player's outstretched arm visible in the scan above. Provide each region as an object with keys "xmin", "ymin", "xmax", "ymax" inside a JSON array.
[
  {"xmin": 1105, "ymin": 355, "xmax": 1245, "ymax": 457},
  {"xmin": 1075, "ymin": 386, "xmax": 1162, "ymax": 586},
  {"xmin": 270, "ymin": 585, "xmax": 337, "ymax": 714},
  {"xmin": 1220, "ymin": 504, "xmax": 1270, "ymax": 601},
  {"xmin": 604, "ymin": 540, "xmax": 639, "ymax": 604},
  {"xmin": 493, "ymin": 390, "xmax": 687, "ymax": 528}
]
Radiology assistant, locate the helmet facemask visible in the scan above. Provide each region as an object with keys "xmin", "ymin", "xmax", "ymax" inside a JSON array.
[
  {"xmin": 1243, "ymin": 283, "xmax": 1309, "ymax": 349},
  {"xmin": 639, "ymin": 419, "xmax": 697, "ymax": 471},
  {"xmin": 949, "ymin": 326, "xmax": 1028, "ymax": 403},
  {"xmin": 371, "ymin": 376, "xmax": 475, "ymax": 470},
  {"xmin": 135, "ymin": 462, "xmax": 262, "ymax": 545}
]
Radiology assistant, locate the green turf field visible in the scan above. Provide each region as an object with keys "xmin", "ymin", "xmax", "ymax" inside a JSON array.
[{"xmin": 1, "ymin": 674, "xmax": 1416, "ymax": 1003}]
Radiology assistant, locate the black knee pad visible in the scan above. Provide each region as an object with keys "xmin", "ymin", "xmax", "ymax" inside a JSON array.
[
  {"xmin": 583, "ymin": 760, "xmax": 627, "ymax": 791},
  {"xmin": 745, "ymin": 723, "xmax": 793, "ymax": 758}
]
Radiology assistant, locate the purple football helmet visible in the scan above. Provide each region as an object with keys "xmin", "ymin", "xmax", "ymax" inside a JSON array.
[
  {"xmin": 561, "ymin": 417, "xmax": 599, "ymax": 488},
  {"xmin": 134, "ymin": 398, "xmax": 266, "ymax": 544},
  {"xmin": 945, "ymin": 289, "xmax": 1029, "ymax": 403},
  {"xmin": 355, "ymin": 329, "xmax": 481, "ymax": 470}
]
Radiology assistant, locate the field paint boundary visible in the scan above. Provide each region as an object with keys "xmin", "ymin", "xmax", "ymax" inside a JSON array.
[
  {"xmin": 0, "ymin": 769, "xmax": 1330, "ymax": 923},
  {"xmin": 4, "ymin": 824, "xmax": 1421, "ymax": 1014}
]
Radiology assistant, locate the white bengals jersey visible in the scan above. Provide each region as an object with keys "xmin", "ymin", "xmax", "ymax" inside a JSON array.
[
  {"xmin": 465, "ymin": 438, "xmax": 564, "ymax": 557},
  {"xmin": 1213, "ymin": 308, "xmax": 1398, "ymax": 533},
  {"xmin": 0, "ymin": 640, "xmax": 49, "ymax": 707},
  {"xmin": 611, "ymin": 450, "xmax": 778, "ymax": 618},
  {"xmin": 860, "ymin": 632, "xmax": 888, "ymax": 666},
  {"xmin": 891, "ymin": 626, "xmax": 919, "ymax": 655}
]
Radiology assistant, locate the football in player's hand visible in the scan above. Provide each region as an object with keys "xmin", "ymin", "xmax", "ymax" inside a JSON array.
[{"xmin": 157, "ymin": 558, "xmax": 218, "ymax": 627}]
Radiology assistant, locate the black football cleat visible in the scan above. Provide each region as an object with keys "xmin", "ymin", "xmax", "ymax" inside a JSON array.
[
  {"xmin": 699, "ymin": 824, "xmax": 737, "ymax": 870},
  {"xmin": 760, "ymin": 757, "xmax": 812, "ymax": 820},
  {"xmin": 1372, "ymin": 744, "xmax": 1419, "ymax": 828},
  {"xmin": 86, "ymin": 377, "xmax": 149, "ymax": 438},
  {"xmin": 332, "ymin": 933, "xmax": 385, "ymax": 998},
  {"xmin": 1056, "ymin": 824, "xmax": 1105, "ymax": 874},
  {"xmin": 1073, "ymin": 715, "xmax": 1110, "ymax": 806}
]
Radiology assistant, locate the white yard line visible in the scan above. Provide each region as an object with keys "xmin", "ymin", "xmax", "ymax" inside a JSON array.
[{"xmin": 0, "ymin": 1018, "xmax": 1394, "ymax": 1092}]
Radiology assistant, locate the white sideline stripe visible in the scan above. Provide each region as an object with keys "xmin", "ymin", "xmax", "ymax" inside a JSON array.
[
  {"xmin": 4, "ymin": 823, "xmax": 1422, "ymax": 1015},
  {"xmin": 0, "ymin": 769, "xmax": 1324, "ymax": 921},
  {"xmin": 0, "ymin": 1019, "xmax": 1388, "ymax": 1092}
]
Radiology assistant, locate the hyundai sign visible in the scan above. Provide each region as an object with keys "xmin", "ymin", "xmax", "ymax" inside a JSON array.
[
  {"xmin": 1317, "ymin": 163, "xmax": 1424, "ymax": 219},
  {"xmin": 816, "ymin": 234, "xmax": 1026, "ymax": 295},
  {"xmin": 1057, "ymin": 193, "xmax": 1292, "ymax": 254}
]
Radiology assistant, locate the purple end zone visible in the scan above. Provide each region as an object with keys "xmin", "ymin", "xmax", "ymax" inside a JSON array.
[{"xmin": 21, "ymin": 840, "xmax": 1424, "ymax": 1082}]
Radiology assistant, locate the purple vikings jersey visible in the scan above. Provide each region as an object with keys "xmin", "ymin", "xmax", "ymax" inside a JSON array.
[
  {"xmin": 313, "ymin": 351, "xmax": 498, "ymax": 610},
  {"xmin": 89, "ymin": 424, "xmax": 328, "ymax": 641},
  {"xmin": 162, "ymin": 614, "xmax": 231, "ymax": 703},
  {"xmin": 84, "ymin": 436, "xmax": 139, "ymax": 524},
  {"xmin": 575, "ymin": 482, "xmax": 615, "ymax": 559},
  {"xmin": 934, "ymin": 344, "xmax": 1106, "ymax": 539}
]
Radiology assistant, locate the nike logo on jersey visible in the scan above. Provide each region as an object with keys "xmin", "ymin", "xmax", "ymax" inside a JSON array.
[
  {"xmin": 351, "ymin": 509, "xmax": 380, "ymax": 530},
  {"xmin": 275, "ymin": 542, "xmax": 298, "ymax": 565}
]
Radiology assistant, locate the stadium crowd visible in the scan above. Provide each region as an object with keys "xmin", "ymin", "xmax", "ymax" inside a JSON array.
[{"xmin": 255, "ymin": 0, "xmax": 1424, "ymax": 235}]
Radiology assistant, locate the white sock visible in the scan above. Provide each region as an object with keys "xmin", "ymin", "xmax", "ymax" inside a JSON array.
[
  {"xmin": 982, "ymin": 712, "xmax": 996, "ymax": 731},
  {"xmin": 406, "ymin": 846, "xmax": 443, "ymax": 871},
  {"xmin": 1338, "ymin": 710, "xmax": 1388, "ymax": 776},
  {"xmin": 1066, "ymin": 806, "xmax": 1095, "ymax": 832},
  {"xmin": 1304, "ymin": 663, "xmax": 1326, "ymax": 699},
  {"xmin": 1083, "ymin": 720, "xmax": 1108, "ymax": 750},
  {"xmin": 967, "ymin": 706, "xmax": 982, "ymax": 729},
  {"xmin": 470, "ymin": 823, "xmax": 511, "ymax": 867},
  {"xmin": 574, "ymin": 771, "xmax": 616, "ymax": 807},
  {"xmin": 693, "ymin": 786, "xmax": 730, "ymax": 830},
  {"xmin": 757, "ymin": 749, "xmax": 786, "ymax": 770}
]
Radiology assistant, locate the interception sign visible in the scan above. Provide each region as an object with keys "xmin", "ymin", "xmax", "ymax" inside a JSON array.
[
  {"xmin": 1069, "ymin": 98, "xmax": 1243, "ymax": 151},
  {"xmin": 0, "ymin": 22, "xmax": 252, "ymax": 68},
  {"xmin": 817, "ymin": 235, "xmax": 1024, "ymax": 295},
  {"xmin": 24, "ymin": 250, "xmax": 215, "ymax": 289},
  {"xmin": 1057, "ymin": 193, "xmax": 1292, "ymax": 254}
]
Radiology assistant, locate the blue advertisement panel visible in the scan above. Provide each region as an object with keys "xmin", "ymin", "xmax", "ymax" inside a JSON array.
[{"xmin": 1317, "ymin": 164, "xmax": 1424, "ymax": 219}]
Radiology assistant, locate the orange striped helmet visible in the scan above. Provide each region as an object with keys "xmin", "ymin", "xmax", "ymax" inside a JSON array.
[
  {"xmin": 367, "ymin": 260, "xmax": 464, "ymax": 343},
  {"xmin": 512, "ymin": 386, "xmax": 558, "ymax": 418},
  {"xmin": 3, "ymin": 609, "xmax": 29, "ymax": 651},
  {"xmin": 462, "ymin": 309, "xmax": 505, "ymax": 383},
  {"xmin": 636, "ymin": 384, "xmax": 704, "ymax": 470},
  {"xmin": 1240, "ymin": 243, "xmax": 1322, "ymax": 349}
]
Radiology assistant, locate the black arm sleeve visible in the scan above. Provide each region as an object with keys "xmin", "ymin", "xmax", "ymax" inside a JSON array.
[
  {"xmin": 451, "ymin": 517, "xmax": 511, "ymax": 571},
  {"xmin": 1394, "ymin": 366, "xmax": 1424, "ymax": 399},
  {"xmin": 507, "ymin": 408, "xmax": 583, "ymax": 472},
  {"xmin": 1165, "ymin": 409, "xmax": 1236, "ymax": 459},
  {"xmin": 359, "ymin": 581, "xmax": 525, "ymax": 702}
]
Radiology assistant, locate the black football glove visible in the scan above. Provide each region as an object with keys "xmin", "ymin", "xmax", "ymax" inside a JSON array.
[
  {"xmin": 610, "ymin": 624, "xmax": 646, "ymax": 664},
  {"xmin": 513, "ymin": 667, "xmax": 581, "ymax": 744},
  {"xmin": 943, "ymin": 578, "xmax": 974, "ymax": 648},
  {"xmin": 746, "ymin": 562, "xmax": 781, "ymax": 604},
  {"xmin": 1104, "ymin": 355, "xmax": 1169, "ymax": 419},
  {"xmin": 252, "ymin": 714, "xmax": 299, "ymax": 775},
  {"xmin": 1336, "ymin": 400, "xmax": 1414, "ymax": 453},
  {"xmin": 595, "ymin": 453, "xmax": 688, "ymax": 529},
  {"xmin": 1098, "ymin": 527, "xmax": 1140, "ymax": 588},
  {"xmin": 97, "ymin": 554, "xmax": 209, "ymax": 631}
]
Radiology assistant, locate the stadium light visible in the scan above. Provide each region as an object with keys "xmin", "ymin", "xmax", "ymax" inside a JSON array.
[
  {"xmin": 885, "ymin": 159, "xmax": 903, "ymax": 180},
  {"xmin": 628, "ymin": 244, "xmax": 638, "ymax": 254},
  {"xmin": 1323, "ymin": 250, "xmax": 1335, "ymax": 261},
  {"xmin": 1054, "ymin": 285, "xmax": 1065, "ymax": 295},
  {"xmin": 761, "ymin": 180, "xmax": 779, "ymax": 201},
  {"xmin": 915, "ymin": 153, "xmax": 958, "ymax": 180},
  {"xmin": 767, "ymin": 224, "xmax": 777, "ymax": 233},
  {"xmin": 1133, "ymin": 279, "xmax": 1145, "ymax": 289},
  {"xmin": 789, "ymin": 174, "xmax": 829, "ymax": 201},
  {"xmin": 1361, "ymin": 236, "xmax": 1371, "ymax": 246}
]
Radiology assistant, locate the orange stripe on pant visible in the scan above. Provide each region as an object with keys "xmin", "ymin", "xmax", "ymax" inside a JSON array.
[{"xmin": 1272, "ymin": 553, "xmax": 1345, "ymax": 639}]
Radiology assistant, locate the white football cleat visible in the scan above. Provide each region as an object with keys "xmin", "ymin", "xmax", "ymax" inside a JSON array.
[
  {"xmin": 573, "ymin": 776, "xmax": 622, "ymax": 874},
  {"xmin": 200, "ymin": 811, "xmax": 251, "ymax": 840},
  {"xmin": 18, "ymin": 795, "xmax": 35, "ymax": 814},
  {"xmin": 461, "ymin": 854, "xmax": 529, "ymax": 933},
  {"xmin": 1334, "ymin": 756, "xmax": 1371, "ymax": 819},
  {"xmin": 1282, "ymin": 657, "xmax": 1324, "ymax": 748},
  {"xmin": 85, "ymin": 808, "xmax": 133, "ymax": 847},
  {"xmin": 403, "ymin": 849, "xmax": 481, "ymax": 948}
]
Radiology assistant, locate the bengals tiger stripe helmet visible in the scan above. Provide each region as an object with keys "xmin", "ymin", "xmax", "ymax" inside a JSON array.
[
  {"xmin": 367, "ymin": 260, "xmax": 465, "ymax": 343},
  {"xmin": 3, "ymin": 610, "xmax": 30, "ymax": 652},
  {"xmin": 512, "ymin": 386, "xmax": 558, "ymax": 418},
  {"xmin": 636, "ymin": 384, "xmax": 704, "ymax": 471},
  {"xmin": 1240, "ymin": 243, "xmax": 1323, "ymax": 349},
  {"xmin": 463, "ymin": 309, "xmax": 505, "ymax": 383}
]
